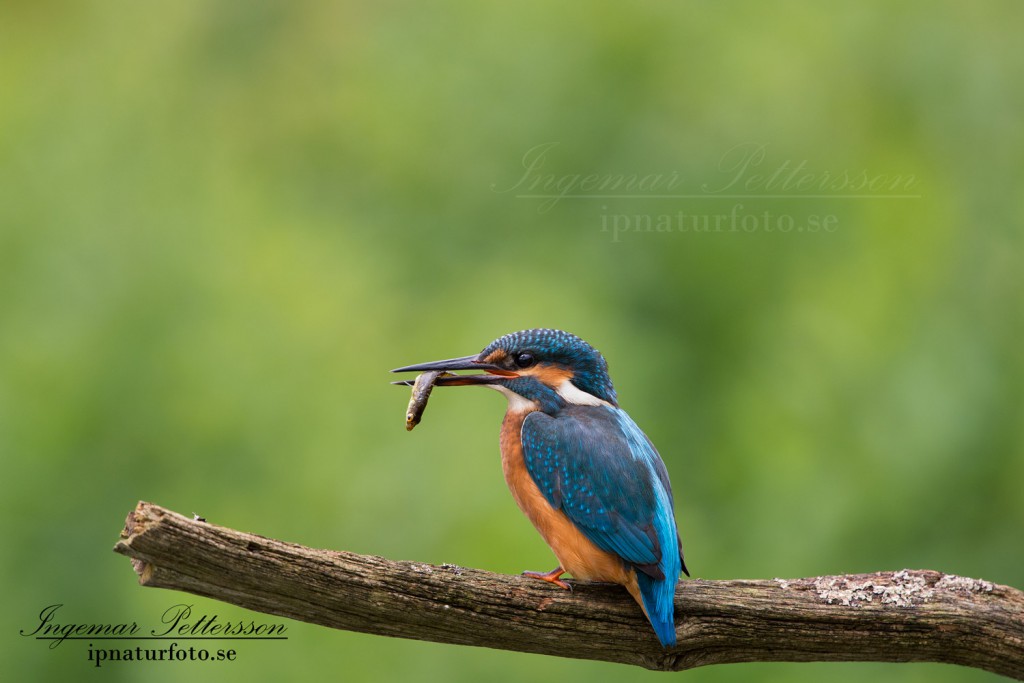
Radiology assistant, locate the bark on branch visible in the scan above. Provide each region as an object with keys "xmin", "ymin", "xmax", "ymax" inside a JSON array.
[{"xmin": 114, "ymin": 501, "xmax": 1024, "ymax": 678}]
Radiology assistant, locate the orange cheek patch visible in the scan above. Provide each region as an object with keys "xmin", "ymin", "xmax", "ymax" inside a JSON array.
[{"xmin": 521, "ymin": 365, "xmax": 573, "ymax": 387}]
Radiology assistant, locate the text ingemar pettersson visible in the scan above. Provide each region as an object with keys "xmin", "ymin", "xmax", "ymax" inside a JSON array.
[{"xmin": 22, "ymin": 603, "xmax": 287, "ymax": 668}]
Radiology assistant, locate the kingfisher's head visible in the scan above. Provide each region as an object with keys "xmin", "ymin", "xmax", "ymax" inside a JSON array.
[{"xmin": 392, "ymin": 328, "xmax": 618, "ymax": 413}]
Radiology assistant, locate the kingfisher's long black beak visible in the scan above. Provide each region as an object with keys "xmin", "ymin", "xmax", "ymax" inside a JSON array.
[{"xmin": 391, "ymin": 354, "xmax": 518, "ymax": 386}]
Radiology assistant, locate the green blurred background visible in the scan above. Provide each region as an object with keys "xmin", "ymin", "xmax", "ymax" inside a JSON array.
[{"xmin": 2, "ymin": 1, "xmax": 1021, "ymax": 681}]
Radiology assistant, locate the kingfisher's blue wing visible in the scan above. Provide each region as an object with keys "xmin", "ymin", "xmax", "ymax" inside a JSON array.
[
  {"xmin": 520, "ymin": 405, "xmax": 683, "ymax": 580},
  {"xmin": 521, "ymin": 404, "xmax": 686, "ymax": 647}
]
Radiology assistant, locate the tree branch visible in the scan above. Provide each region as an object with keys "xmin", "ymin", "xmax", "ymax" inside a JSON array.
[{"xmin": 113, "ymin": 501, "xmax": 1024, "ymax": 678}]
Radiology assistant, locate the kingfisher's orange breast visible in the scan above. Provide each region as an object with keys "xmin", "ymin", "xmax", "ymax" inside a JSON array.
[{"xmin": 499, "ymin": 409, "xmax": 633, "ymax": 586}]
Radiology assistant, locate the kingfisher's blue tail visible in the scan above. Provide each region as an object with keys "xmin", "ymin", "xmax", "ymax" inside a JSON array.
[{"xmin": 636, "ymin": 571, "xmax": 677, "ymax": 647}]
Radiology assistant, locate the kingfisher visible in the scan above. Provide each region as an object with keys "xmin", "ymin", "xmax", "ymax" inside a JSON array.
[{"xmin": 392, "ymin": 328, "xmax": 688, "ymax": 647}]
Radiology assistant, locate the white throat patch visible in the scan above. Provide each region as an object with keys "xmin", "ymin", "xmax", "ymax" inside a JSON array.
[
  {"xmin": 556, "ymin": 380, "xmax": 612, "ymax": 407},
  {"xmin": 488, "ymin": 383, "xmax": 539, "ymax": 413}
]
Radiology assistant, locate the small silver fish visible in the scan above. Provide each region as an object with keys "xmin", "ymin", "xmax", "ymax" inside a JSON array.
[{"xmin": 405, "ymin": 371, "xmax": 452, "ymax": 431}]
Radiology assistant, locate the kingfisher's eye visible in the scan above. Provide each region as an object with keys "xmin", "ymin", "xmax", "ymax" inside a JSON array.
[{"xmin": 514, "ymin": 352, "xmax": 535, "ymax": 368}]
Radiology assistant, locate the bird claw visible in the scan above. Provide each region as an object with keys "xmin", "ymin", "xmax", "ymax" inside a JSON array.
[{"xmin": 522, "ymin": 568, "xmax": 573, "ymax": 592}]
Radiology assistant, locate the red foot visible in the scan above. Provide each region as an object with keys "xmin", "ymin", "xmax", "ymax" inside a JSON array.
[{"xmin": 522, "ymin": 566, "xmax": 573, "ymax": 591}]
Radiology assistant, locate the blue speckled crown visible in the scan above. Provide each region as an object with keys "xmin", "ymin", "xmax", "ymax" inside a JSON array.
[{"xmin": 480, "ymin": 329, "xmax": 618, "ymax": 406}]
